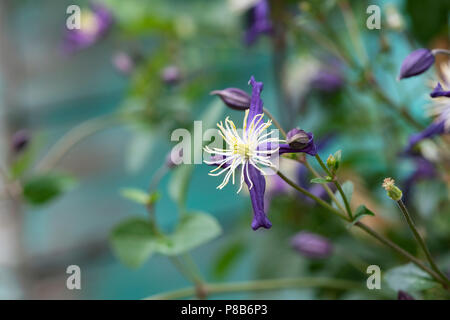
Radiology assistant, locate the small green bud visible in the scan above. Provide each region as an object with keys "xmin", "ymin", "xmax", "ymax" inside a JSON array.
[
  {"xmin": 327, "ymin": 150, "xmax": 341, "ymax": 175},
  {"xmin": 382, "ymin": 178, "xmax": 403, "ymax": 201}
]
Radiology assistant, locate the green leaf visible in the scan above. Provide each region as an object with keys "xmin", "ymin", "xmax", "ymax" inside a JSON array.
[
  {"xmin": 212, "ymin": 241, "xmax": 245, "ymax": 280},
  {"xmin": 23, "ymin": 173, "xmax": 77, "ymax": 206},
  {"xmin": 333, "ymin": 149, "xmax": 342, "ymax": 171},
  {"xmin": 120, "ymin": 188, "xmax": 159, "ymax": 205},
  {"xmin": 110, "ymin": 212, "xmax": 221, "ymax": 268},
  {"xmin": 310, "ymin": 177, "xmax": 332, "ymax": 184},
  {"xmin": 348, "ymin": 205, "xmax": 375, "ymax": 228},
  {"xmin": 332, "ymin": 181, "xmax": 353, "ymax": 210},
  {"xmin": 168, "ymin": 165, "xmax": 193, "ymax": 209},
  {"xmin": 384, "ymin": 263, "xmax": 438, "ymax": 292},
  {"xmin": 10, "ymin": 147, "xmax": 34, "ymax": 179},
  {"xmin": 110, "ymin": 218, "xmax": 161, "ymax": 268},
  {"xmin": 157, "ymin": 211, "xmax": 222, "ymax": 255}
]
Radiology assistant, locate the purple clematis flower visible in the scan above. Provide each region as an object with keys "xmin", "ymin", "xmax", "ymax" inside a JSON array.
[
  {"xmin": 204, "ymin": 76, "xmax": 317, "ymax": 230},
  {"xmin": 310, "ymin": 69, "xmax": 344, "ymax": 93},
  {"xmin": 405, "ymin": 120, "xmax": 446, "ymax": 152},
  {"xmin": 63, "ymin": 2, "xmax": 113, "ymax": 53},
  {"xmin": 398, "ymin": 49, "xmax": 435, "ymax": 80},
  {"xmin": 244, "ymin": 0, "xmax": 273, "ymax": 46}
]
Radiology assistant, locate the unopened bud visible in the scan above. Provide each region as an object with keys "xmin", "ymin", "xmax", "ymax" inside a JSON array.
[
  {"xmin": 398, "ymin": 290, "xmax": 415, "ymax": 300},
  {"xmin": 161, "ymin": 65, "xmax": 181, "ymax": 84},
  {"xmin": 327, "ymin": 150, "xmax": 341, "ymax": 175},
  {"xmin": 382, "ymin": 177, "xmax": 403, "ymax": 201},
  {"xmin": 290, "ymin": 231, "xmax": 333, "ymax": 259},
  {"xmin": 286, "ymin": 128, "xmax": 310, "ymax": 149},
  {"xmin": 398, "ymin": 49, "xmax": 435, "ymax": 80},
  {"xmin": 210, "ymin": 88, "xmax": 251, "ymax": 111},
  {"xmin": 11, "ymin": 129, "xmax": 30, "ymax": 153},
  {"xmin": 166, "ymin": 148, "xmax": 183, "ymax": 168}
]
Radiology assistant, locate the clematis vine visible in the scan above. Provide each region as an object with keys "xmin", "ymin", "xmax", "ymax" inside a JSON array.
[
  {"xmin": 405, "ymin": 63, "xmax": 450, "ymax": 152},
  {"xmin": 205, "ymin": 76, "xmax": 317, "ymax": 230},
  {"xmin": 63, "ymin": 2, "xmax": 113, "ymax": 53}
]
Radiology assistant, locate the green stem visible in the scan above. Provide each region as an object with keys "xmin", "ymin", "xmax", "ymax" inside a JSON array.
[
  {"xmin": 276, "ymin": 170, "xmax": 448, "ymax": 288},
  {"xmin": 276, "ymin": 170, "xmax": 348, "ymax": 221},
  {"xmin": 263, "ymin": 108, "xmax": 287, "ymax": 138},
  {"xmin": 315, "ymin": 154, "xmax": 353, "ymax": 220},
  {"xmin": 396, "ymin": 200, "xmax": 450, "ymax": 286},
  {"xmin": 35, "ymin": 114, "xmax": 121, "ymax": 172},
  {"xmin": 145, "ymin": 277, "xmax": 364, "ymax": 300}
]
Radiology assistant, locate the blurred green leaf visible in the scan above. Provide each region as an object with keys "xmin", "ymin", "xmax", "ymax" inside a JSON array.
[
  {"xmin": 125, "ymin": 131, "xmax": 157, "ymax": 173},
  {"xmin": 310, "ymin": 177, "xmax": 332, "ymax": 184},
  {"xmin": 384, "ymin": 263, "xmax": 438, "ymax": 292},
  {"xmin": 168, "ymin": 165, "xmax": 193, "ymax": 209},
  {"xmin": 348, "ymin": 205, "xmax": 375, "ymax": 228},
  {"xmin": 111, "ymin": 212, "xmax": 221, "ymax": 268},
  {"xmin": 23, "ymin": 173, "xmax": 77, "ymax": 206},
  {"xmin": 120, "ymin": 188, "xmax": 160, "ymax": 205},
  {"xmin": 212, "ymin": 240, "xmax": 245, "ymax": 280},
  {"xmin": 10, "ymin": 147, "xmax": 34, "ymax": 179},
  {"xmin": 157, "ymin": 211, "xmax": 222, "ymax": 256},
  {"xmin": 332, "ymin": 181, "xmax": 353, "ymax": 210},
  {"xmin": 110, "ymin": 218, "xmax": 161, "ymax": 268}
]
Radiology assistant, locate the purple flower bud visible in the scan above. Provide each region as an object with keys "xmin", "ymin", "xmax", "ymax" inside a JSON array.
[
  {"xmin": 161, "ymin": 65, "xmax": 181, "ymax": 85},
  {"xmin": 286, "ymin": 128, "xmax": 311, "ymax": 149},
  {"xmin": 430, "ymin": 82, "xmax": 450, "ymax": 98},
  {"xmin": 398, "ymin": 290, "xmax": 415, "ymax": 300},
  {"xmin": 210, "ymin": 88, "xmax": 251, "ymax": 111},
  {"xmin": 398, "ymin": 49, "xmax": 435, "ymax": 80},
  {"xmin": 11, "ymin": 130, "xmax": 30, "ymax": 153},
  {"xmin": 290, "ymin": 231, "xmax": 333, "ymax": 259},
  {"xmin": 311, "ymin": 70, "xmax": 344, "ymax": 93},
  {"xmin": 112, "ymin": 52, "xmax": 135, "ymax": 75}
]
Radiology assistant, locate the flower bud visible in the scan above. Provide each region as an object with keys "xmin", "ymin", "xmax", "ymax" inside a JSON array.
[
  {"xmin": 112, "ymin": 52, "xmax": 135, "ymax": 75},
  {"xmin": 161, "ymin": 65, "xmax": 181, "ymax": 84},
  {"xmin": 382, "ymin": 177, "xmax": 403, "ymax": 201},
  {"xmin": 286, "ymin": 128, "xmax": 311, "ymax": 149},
  {"xmin": 210, "ymin": 88, "xmax": 251, "ymax": 111},
  {"xmin": 398, "ymin": 49, "xmax": 435, "ymax": 80},
  {"xmin": 327, "ymin": 150, "xmax": 341, "ymax": 175},
  {"xmin": 11, "ymin": 129, "xmax": 30, "ymax": 153},
  {"xmin": 398, "ymin": 290, "xmax": 415, "ymax": 300},
  {"xmin": 290, "ymin": 231, "xmax": 333, "ymax": 259}
]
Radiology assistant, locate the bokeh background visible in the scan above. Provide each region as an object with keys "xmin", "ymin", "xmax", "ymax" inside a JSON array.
[{"xmin": 0, "ymin": 0, "xmax": 448, "ymax": 299}]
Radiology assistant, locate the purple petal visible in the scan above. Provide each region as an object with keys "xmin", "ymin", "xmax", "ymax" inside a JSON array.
[
  {"xmin": 244, "ymin": 0, "xmax": 273, "ymax": 46},
  {"xmin": 290, "ymin": 231, "xmax": 333, "ymax": 259},
  {"xmin": 430, "ymin": 82, "xmax": 450, "ymax": 98},
  {"xmin": 405, "ymin": 120, "xmax": 445, "ymax": 152},
  {"xmin": 247, "ymin": 76, "xmax": 264, "ymax": 130},
  {"xmin": 245, "ymin": 164, "xmax": 271, "ymax": 230},
  {"xmin": 398, "ymin": 290, "xmax": 415, "ymax": 300},
  {"xmin": 398, "ymin": 48, "xmax": 435, "ymax": 80}
]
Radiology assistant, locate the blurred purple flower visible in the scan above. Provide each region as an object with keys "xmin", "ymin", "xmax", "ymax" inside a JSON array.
[
  {"xmin": 63, "ymin": 2, "xmax": 113, "ymax": 53},
  {"xmin": 398, "ymin": 49, "xmax": 435, "ymax": 80},
  {"xmin": 210, "ymin": 88, "xmax": 251, "ymax": 111},
  {"xmin": 402, "ymin": 156, "xmax": 436, "ymax": 205},
  {"xmin": 398, "ymin": 290, "xmax": 415, "ymax": 300},
  {"xmin": 11, "ymin": 129, "xmax": 30, "ymax": 153},
  {"xmin": 311, "ymin": 69, "xmax": 344, "ymax": 93},
  {"xmin": 290, "ymin": 231, "xmax": 333, "ymax": 259},
  {"xmin": 244, "ymin": 0, "xmax": 273, "ymax": 46},
  {"xmin": 161, "ymin": 65, "xmax": 181, "ymax": 85},
  {"xmin": 112, "ymin": 52, "xmax": 135, "ymax": 75},
  {"xmin": 405, "ymin": 120, "xmax": 446, "ymax": 153}
]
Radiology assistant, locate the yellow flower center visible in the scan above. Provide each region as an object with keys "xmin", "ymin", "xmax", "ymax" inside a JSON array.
[{"xmin": 233, "ymin": 142, "xmax": 251, "ymax": 159}]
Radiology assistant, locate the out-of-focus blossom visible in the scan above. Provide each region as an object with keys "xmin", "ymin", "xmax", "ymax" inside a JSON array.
[
  {"xmin": 385, "ymin": 4, "xmax": 404, "ymax": 31},
  {"xmin": 204, "ymin": 76, "xmax": 317, "ymax": 230},
  {"xmin": 398, "ymin": 49, "xmax": 435, "ymax": 80},
  {"xmin": 397, "ymin": 290, "xmax": 415, "ymax": 300},
  {"xmin": 244, "ymin": 0, "xmax": 273, "ymax": 46},
  {"xmin": 310, "ymin": 69, "xmax": 344, "ymax": 93},
  {"xmin": 406, "ymin": 62, "xmax": 450, "ymax": 152},
  {"xmin": 63, "ymin": 2, "xmax": 113, "ymax": 53},
  {"xmin": 161, "ymin": 65, "xmax": 181, "ymax": 85},
  {"xmin": 290, "ymin": 231, "xmax": 333, "ymax": 259},
  {"xmin": 402, "ymin": 155, "xmax": 436, "ymax": 205},
  {"xmin": 11, "ymin": 130, "xmax": 30, "ymax": 153},
  {"xmin": 210, "ymin": 88, "xmax": 251, "ymax": 111},
  {"xmin": 112, "ymin": 52, "xmax": 135, "ymax": 75},
  {"xmin": 166, "ymin": 148, "xmax": 184, "ymax": 169}
]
